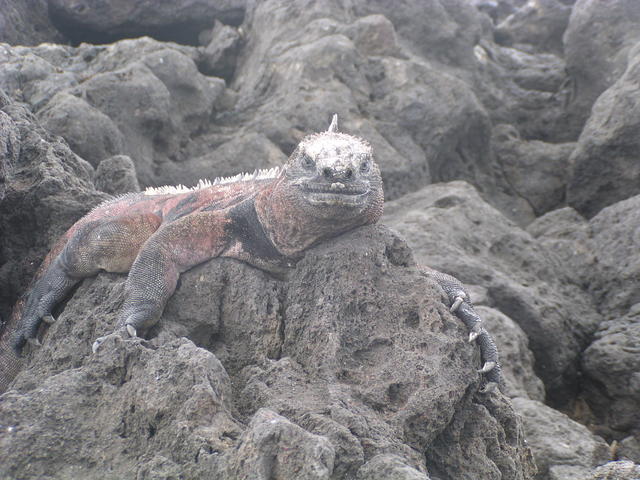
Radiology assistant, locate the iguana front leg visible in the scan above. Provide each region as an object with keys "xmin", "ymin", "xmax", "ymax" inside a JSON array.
[
  {"xmin": 421, "ymin": 267, "xmax": 502, "ymax": 389},
  {"xmin": 14, "ymin": 213, "xmax": 161, "ymax": 351},
  {"xmin": 92, "ymin": 211, "xmax": 230, "ymax": 351}
]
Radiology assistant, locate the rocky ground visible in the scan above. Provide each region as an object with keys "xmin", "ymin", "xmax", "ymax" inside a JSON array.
[{"xmin": 0, "ymin": 0, "xmax": 639, "ymax": 479}]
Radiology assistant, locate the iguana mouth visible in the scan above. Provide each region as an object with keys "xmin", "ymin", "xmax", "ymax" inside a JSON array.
[{"xmin": 301, "ymin": 182, "xmax": 369, "ymax": 206}]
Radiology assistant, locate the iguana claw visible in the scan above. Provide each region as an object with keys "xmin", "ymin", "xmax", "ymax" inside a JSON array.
[
  {"xmin": 126, "ymin": 324, "xmax": 137, "ymax": 338},
  {"xmin": 42, "ymin": 314, "xmax": 56, "ymax": 324},
  {"xmin": 450, "ymin": 295, "xmax": 465, "ymax": 312},
  {"xmin": 478, "ymin": 361, "xmax": 496, "ymax": 373},
  {"xmin": 27, "ymin": 337, "xmax": 42, "ymax": 348},
  {"xmin": 91, "ymin": 338, "xmax": 104, "ymax": 353},
  {"xmin": 420, "ymin": 267, "xmax": 503, "ymax": 388}
]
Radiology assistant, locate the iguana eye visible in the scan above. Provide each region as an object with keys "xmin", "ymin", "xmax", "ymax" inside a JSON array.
[
  {"xmin": 360, "ymin": 158, "xmax": 370, "ymax": 173},
  {"xmin": 301, "ymin": 153, "xmax": 315, "ymax": 169}
]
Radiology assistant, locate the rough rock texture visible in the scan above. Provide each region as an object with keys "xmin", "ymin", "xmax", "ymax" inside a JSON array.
[
  {"xmin": 563, "ymin": 0, "xmax": 640, "ymax": 138},
  {"xmin": 383, "ymin": 181, "xmax": 600, "ymax": 405},
  {"xmin": 93, "ymin": 155, "xmax": 141, "ymax": 195},
  {"xmin": 526, "ymin": 207, "xmax": 594, "ymax": 288},
  {"xmin": 48, "ymin": 0, "xmax": 246, "ymax": 45},
  {"xmin": 491, "ymin": 123, "xmax": 574, "ymax": 216},
  {"xmin": 0, "ymin": 93, "xmax": 107, "ymax": 323},
  {"xmin": 529, "ymin": 198, "xmax": 640, "ymax": 442},
  {"xmin": 582, "ymin": 313, "xmax": 640, "ymax": 439},
  {"xmin": 223, "ymin": 409, "xmax": 335, "ymax": 480},
  {"xmin": 356, "ymin": 454, "xmax": 429, "ymax": 480},
  {"xmin": 0, "ymin": 0, "xmax": 66, "ymax": 46},
  {"xmin": 495, "ymin": 0, "xmax": 571, "ymax": 55},
  {"xmin": 588, "ymin": 461, "xmax": 640, "ymax": 480},
  {"xmin": 512, "ymin": 398, "xmax": 611, "ymax": 480},
  {"xmin": 0, "ymin": 226, "xmax": 535, "ymax": 480},
  {"xmin": 587, "ymin": 195, "xmax": 640, "ymax": 320},
  {"xmin": 567, "ymin": 42, "xmax": 640, "ymax": 218}
]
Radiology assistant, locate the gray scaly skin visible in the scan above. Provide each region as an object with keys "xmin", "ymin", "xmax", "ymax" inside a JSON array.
[{"xmin": 0, "ymin": 116, "xmax": 501, "ymax": 393}]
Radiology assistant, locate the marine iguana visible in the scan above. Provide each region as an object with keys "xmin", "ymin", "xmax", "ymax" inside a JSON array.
[{"xmin": 0, "ymin": 116, "xmax": 501, "ymax": 393}]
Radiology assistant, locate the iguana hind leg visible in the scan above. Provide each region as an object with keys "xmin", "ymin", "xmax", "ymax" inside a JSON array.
[
  {"xmin": 14, "ymin": 213, "xmax": 161, "ymax": 351},
  {"xmin": 420, "ymin": 267, "xmax": 502, "ymax": 389}
]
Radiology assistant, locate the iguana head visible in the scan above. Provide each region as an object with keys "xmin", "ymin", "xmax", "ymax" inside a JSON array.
[
  {"xmin": 283, "ymin": 115, "xmax": 384, "ymax": 220},
  {"xmin": 256, "ymin": 116, "xmax": 384, "ymax": 256}
]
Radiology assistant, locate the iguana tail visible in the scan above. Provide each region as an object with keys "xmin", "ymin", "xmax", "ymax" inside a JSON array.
[
  {"xmin": 0, "ymin": 300, "xmax": 26, "ymax": 394},
  {"xmin": 0, "ymin": 338, "xmax": 23, "ymax": 394}
]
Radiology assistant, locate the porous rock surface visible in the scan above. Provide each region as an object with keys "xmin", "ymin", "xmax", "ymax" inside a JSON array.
[
  {"xmin": 0, "ymin": 226, "xmax": 535, "ymax": 479},
  {"xmin": 2, "ymin": 0, "xmax": 640, "ymax": 478}
]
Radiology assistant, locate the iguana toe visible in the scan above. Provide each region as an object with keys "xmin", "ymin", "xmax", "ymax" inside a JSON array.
[
  {"xmin": 27, "ymin": 337, "xmax": 42, "ymax": 348},
  {"xmin": 42, "ymin": 314, "xmax": 56, "ymax": 324}
]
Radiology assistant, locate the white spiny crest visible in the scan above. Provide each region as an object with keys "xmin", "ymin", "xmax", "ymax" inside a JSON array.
[
  {"xmin": 143, "ymin": 167, "xmax": 281, "ymax": 195},
  {"xmin": 301, "ymin": 131, "xmax": 371, "ymax": 161},
  {"xmin": 327, "ymin": 114, "xmax": 339, "ymax": 133}
]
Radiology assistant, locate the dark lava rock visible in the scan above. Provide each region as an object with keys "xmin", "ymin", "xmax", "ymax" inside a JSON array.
[
  {"xmin": 512, "ymin": 397, "xmax": 611, "ymax": 480},
  {"xmin": 494, "ymin": 0, "xmax": 571, "ymax": 56},
  {"xmin": 567, "ymin": 43, "xmax": 640, "ymax": 218},
  {"xmin": 563, "ymin": 0, "xmax": 640, "ymax": 138},
  {"xmin": 0, "ymin": 226, "xmax": 535, "ymax": 480},
  {"xmin": 94, "ymin": 155, "xmax": 141, "ymax": 195},
  {"xmin": 0, "ymin": 0, "xmax": 66, "ymax": 45},
  {"xmin": 526, "ymin": 207, "xmax": 595, "ymax": 289},
  {"xmin": 0, "ymin": 93, "xmax": 107, "ymax": 323},
  {"xmin": 587, "ymin": 194, "xmax": 640, "ymax": 319},
  {"xmin": 47, "ymin": 0, "xmax": 246, "ymax": 45},
  {"xmin": 582, "ymin": 312, "xmax": 640, "ymax": 438},
  {"xmin": 587, "ymin": 460, "xmax": 640, "ymax": 480},
  {"xmin": 383, "ymin": 181, "xmax": 601, "ymax": 406},
  {"xmin": 491, "ymin": 124, "xmax": 575, "ymax": 216}
]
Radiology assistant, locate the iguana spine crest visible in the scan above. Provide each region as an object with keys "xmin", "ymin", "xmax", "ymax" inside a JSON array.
[{"xmin": 143, "ymin": 167, "xmax": 282, "ymax": 196}]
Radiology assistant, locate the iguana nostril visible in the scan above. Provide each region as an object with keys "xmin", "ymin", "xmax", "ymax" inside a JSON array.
[
  {"xmin": 322, "ymin": 167, "xmax": 333, "ymax": 179},
  {"xmin": 344, "ymin": 168, "xmax": 353, "ymax": 179}
]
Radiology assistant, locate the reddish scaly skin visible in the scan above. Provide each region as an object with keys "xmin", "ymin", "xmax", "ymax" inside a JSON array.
[{"xmin": 0, "ymin": 129, "xmax": 384, "ymax": 393}]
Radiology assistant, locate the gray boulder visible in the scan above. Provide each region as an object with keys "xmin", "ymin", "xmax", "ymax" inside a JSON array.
[
  {"xmin": 383, "ymin": 181, "xmax": 601, "ymax": 404},
  {"xmin": 0, "ymin": 226, "xmax": 535, "ymax": 480},
  {"xmin": 526, "ymin": 207, "xmax": 595, "ymax": 289},
  {"xmin": 38, "ymin": 91, "xmax": 125, "ymax": 168},
  {"xmin": 563, "ymin": 0, "xmax": 640, "ymax": 138},
  {"xmin": 491, "ymin": 124, "xmax": 574, "ymax": 216},
  {"xmin": 587, "ymin": 461, "xmax": 640, "ymax": 480},
  {"xmin": 495, "ymin": 0, "xmax": 571, "ymax": 55},
  {"xmin": 512, "ymin": 397, "xmax": 611, "ymax": 480},
  {"xmin": 0, "ymin": 38, "xmax": 227, "ymax": 188},
  {"xmin": 223, "ymin": 409, "xmax": 335, "ymax": 480},
  {"xmin": 0, "ymin": 0, "xmax": 65, "ymax": 45},
  {"xmin": 47, "ymin": 0, "xmax": 245, "ymax": 45},
  {"xmin": 94, "ymin": 155, "xmax": 141, "ymax": 195},
  {"xmin": 582, "ymin": 312, "xmax": 640, "ymax": 437},
  {"xmin": 0, "ymin": 94, "xmax": 107, "ymax": 324},
  {"xmin": 587, "ymin": 194, "xmax": 640, "ymax": 319},
  {"xmin": 567, "ymin": 42, "xmax": 640, "ymax": 218},
  {"xmin": 356, "ymin": 454, "xmax": 429, "ymax": 480},
  {"xmin": 530, "ymin": 197, "xmax": 640, "ymax": 440}
]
